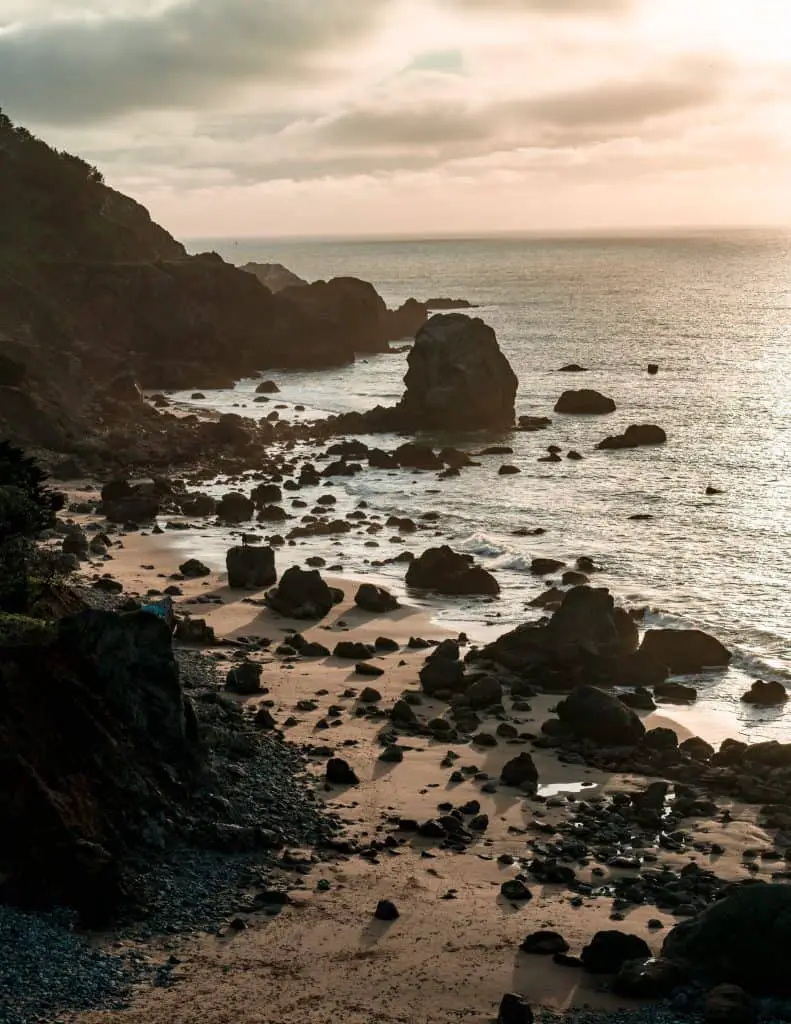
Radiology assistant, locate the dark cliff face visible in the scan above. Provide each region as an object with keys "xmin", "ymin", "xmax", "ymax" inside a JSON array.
[{"xmin": 0, "ymin": 113, "xmax": 403, "ymax": 453}]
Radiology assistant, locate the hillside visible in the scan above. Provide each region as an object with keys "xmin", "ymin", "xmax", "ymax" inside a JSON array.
[{"xmin": 0, "ymin": 113, "xmax": 424, "ymax": 461}]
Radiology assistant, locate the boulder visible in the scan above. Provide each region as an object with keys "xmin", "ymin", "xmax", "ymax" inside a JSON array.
[
  {"xmin": 555, "ymin": 686, "xmax": 645, "ymax": 746},
  {"xmin": 420, "ymin": 657, "xmax": 465, "ymax": 695},
  {"xmin": 500, "ymin": 752, "xmax": 538, "ymax": 790},
  {"xmin": 239, "ymin": 262, "xmax": 307, "ymax": 292},
  {"xmin": 406, "ymin": 546, "xmax": 499, "ymax": 596},
  {"xmin": 466, "ymin": 676, "xmax": 503, "ymax": 709},
  {"xmin": 0, "ymin": 610, "xmax": 200, "ymax": 922},
  {"xmin": 326, "ymin": 757, "xmax": 360, "ymax": 786},
  {"xmin": 613, "ymin": 957, "xmax": 687, "ymax": 999},
  {"xmin": 266, "ymin": 567, "xmax": 341, "ymax": 620},
  {"xmin": 741, "ymin": 680, "xmax": 788, "ymax": 705},
  {"xmin": 225, "ymin": 662, "xmax": 263, "ymax": 695},
  {"xmin": 396, "ymin": 314, "xmax": 518, "ymax": 430},
  {"xmin": 354, "ymin": 583, "xmax": 400, "ymax": 613},
  {"xmin": 597, "ymin": 424, "xmax": 667, "ymax": 449},
  {"xmin": 581, "ymin": 931, "xmax": 651, "ymax": 974},
  {"xmin": 498, "ymin": 994, "xmax": 533, "ymax": 1024},
  {"xmin": 554, "ymin": 390, "xmax": 616, "ymax": 415},
  {"xmin": 226, "ymin": 545, "xmax": 276, "ymax": 589},
  {"xmin": 520, "ymin": 931, "xmax": 569, "ymax": 955},
  {"xmin": 179, "ymin": 558, "xmax": 211, "ymax": 579},
  {"xmin": 180, "ymin": 493, "xmax": 217, "ymax": 517},
  {"xmin": 216, "ymin": 492, "xmax": 254, "ymax": 523},
  {"xmin": 638, "ymin": 629, "xmax": 731, "ymax": 674},
  {"xmin": 662, "ymin": 884, "xmax": 791, "ymax": 995},
  {"xmin": 255, "ymin": 380, "xmax": 280, "ymax": 394},
  {"xmin": 705, "ymin": 985, "xmax": 754, "ymax": 1024}
]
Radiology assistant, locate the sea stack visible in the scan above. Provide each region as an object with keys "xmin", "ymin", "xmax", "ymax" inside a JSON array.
[{"xmin": 396, "ymin": 314, "xmax": 518, "ymax": 430}]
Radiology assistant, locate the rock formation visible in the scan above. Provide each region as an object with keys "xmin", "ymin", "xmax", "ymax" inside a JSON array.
[
  {"xmin": 239, "ymin": 262, "xmax": 307, "ymax": 292},
  {"xmin": 554, "ymin": 390, "xmax": 616, "ymax": 414},
  {"xmin": 397, "ymin": 314, "xmax": 517, "ymax": 430},
  {"xmin": 406, "ymin": 545, "xmax": 500, "ymax": 596},
  {"xmin": 597, "ymin": 424, "xmax": 667, "ymax": 449},
  {"xmin": 0, "ymin": 609, "xmax": 201, "ymax": 922}
]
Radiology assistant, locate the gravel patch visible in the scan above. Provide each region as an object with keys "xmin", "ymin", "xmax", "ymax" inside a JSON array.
[{"xmin": 0, "ymin": 906, "xmax": 136, "ymax": 1024}]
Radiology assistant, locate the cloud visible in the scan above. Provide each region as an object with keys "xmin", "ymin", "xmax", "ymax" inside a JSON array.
[
  {"xmin": 315, "ymin": 60, "xmax": 727, "ymax": 158},
  {"xmin": 0, "ymin": 0, "xmax": 389, "ymax": 123},
  {"xmin": 444, "ymin": 0, "xmax": 635, "ymax": 15}
]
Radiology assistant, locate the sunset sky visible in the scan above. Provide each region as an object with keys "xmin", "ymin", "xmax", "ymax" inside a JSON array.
[{"xmin": 1, "ymin": 0, "xmax": 790, "ymax": 237}]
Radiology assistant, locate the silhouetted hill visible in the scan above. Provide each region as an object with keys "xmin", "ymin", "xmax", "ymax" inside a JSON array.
[{"xmin": 0, "ymin": 113, "xmax": 423, "ymax": 460}]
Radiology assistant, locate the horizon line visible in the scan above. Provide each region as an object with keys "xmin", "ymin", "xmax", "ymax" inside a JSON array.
[{"xmin": 184, "ymin": 223, "xmax": 791, "ymax": 245}]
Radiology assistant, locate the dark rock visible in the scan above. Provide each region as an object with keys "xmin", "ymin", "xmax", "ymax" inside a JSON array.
[
  {"xmin": 420, "ymin": 657, "xmax": 465, "ymax": 695},
  {"xmin": 518, "ymin": 415, "xmax": 552, "ymax": 431},
  {"xmin": 596, "ymin": 424, "xmax": 667, "ymax": 449},
  {"xmin": 642, "ymin": 726, "xmax": 679, "ymax": 751},
  {"xmin": 358, "ymin": 686, "xmax": 383, "ymax": 703},
  {"xmin": 498, "ymin": 993, "xmax": 533, "ymax": 1024},
  {"xmin": 179, "ymin": 558, "xmax": 211, "ymax": 578},
  {"xmin": 705, "ymin": 985, "xmax": 754, "ymax": 1024},
  {"xmin": 554, "ymin": 390, "xmax": 616, "ymax": 415},
  {"xmin": 663, "ymin": 885, "xmax": 791, "ymax": 994},
  {"xmin": 581, "ymin": 931, "xmax": 651, "ymax": 974},
  {"xmin": 654, "ymin": 681, "xmax": 698, "ymax": 704},
  {"xmin": 500, "ymin": 752, "xmax": 538, "ymax": 790},
  {"xmin": 0, "ymin": 610, "xmax": 201, "ymax": 922},
  {"xmin": 620, "ymin": 687, "xmax": 656, "ymax": 711},
  {"xmin": 465, "ymin": 676, "xmax": 503, "ymax": 709},
  {"xmin": 390, "ymin": 700, "xmax": 419, "ymax": 727},
  {"xmin": 613, "ymin": 957, "xmax": 687, "ymax": 998},
  {"xmin": 225, "ymin": 662, "xmax": 263, "ymax": 695},
  {"xmin": 326, "ymin": 758, "xmax": 359, "ymax": 786},
  {"xmin": 216, "ymin": 492, "xmax": 254, "ymax": 523},
  {"xmin": 679, "ymin": 736, "xmax": 714, "ymax": 761},
  {"xmin": 558, "ymin": 364, "xmax": 588, "ymax": 373},
  {"xmin": 499, "ymin": 465, "xmax": 520, "ymax": 476},
  {"xmin": 226, "ymin": 545, "xmax": 276, "ymax": 589},
  {"xmin": 254, "ymin": 707, "xmax": 277, "ymax": 729},
  {"xmin": 374, "ymin": 899, "xmax": 400, "ymax": 921},
  {"xmin": 355, "ymin": 663, "xmax": 384, "ymax": 678},
  {"xmin": 255, "ymin": 380, "xmax": 280, "ymax": 394},
  {"xmin": 556, "ymin": 686, "xmax": 645, "ymax": 746},
  {"xmin": 397, "ymin": 314, "xmax": 518, "ymax": 430},
  {"xmin": 180, "ymin": 492, "xmax": 217, "ymax": 517},
  {"xmin": 375, "ymin": 636, "xmax": 399, "ymax": 652},
  {"xmin": 501, "ymin": 880, "xmax": 533, "ymax": 901},
  {"xmin": 520, "ymin": 931, "xmax": 569, "ymax": 955},
  {"xmin": 379, "ymin": 745, "xmax": 404, "ymax": 763},
  {"xmin": 266, "ymin": 567, "xmax": 340, "ymax": 620},
  {"xmin": 406, "ymin": 545, "xmax": 499, "ymax": 596},
  {"xmin": 334, "ymin": 641, "xmax": 375, "ymax": 660},
  {"xmin": 648, "ymin": 364, "xmax": 659, "ymax": 375},
  {"xmin": 354, "ymin": 583, "xmax": 399, "ymax": 613},
  {"xmin": 741, "ymin": 680, "xmax": 788, "ymax": 705},
  {"xmin": 639, "ymin": 629, "xmax": 731, "ymax": 674},
  {"xmin": 531, "ymin": 557, "xmax": 565, "ymax": 575}
]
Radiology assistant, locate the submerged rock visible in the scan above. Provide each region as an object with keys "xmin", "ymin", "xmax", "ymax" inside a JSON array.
[
  {"xmin": 554, "ymin": 389, "xmax": 616, "ymax": 415},
  {"xmin": 638, "ymin": 628, "xmax": 731, "ymax": 674},
  {"xmin": 741, "ymin": 680, "xmax": 788, "ymax": 705},
  {"xmin": 597, "ymin": 424, "xmax": 667, "ymax": 449}
]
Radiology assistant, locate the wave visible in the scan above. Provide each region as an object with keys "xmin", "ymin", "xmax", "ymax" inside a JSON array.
[{"xmin": 454, "ymin": 532, "xmax": 507, "ymax": 559}]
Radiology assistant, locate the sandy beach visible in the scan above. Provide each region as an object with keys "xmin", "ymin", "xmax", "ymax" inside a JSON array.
[{"xmin": 60, "ymin": 514, "xmax": 775, "ymax": 1024}]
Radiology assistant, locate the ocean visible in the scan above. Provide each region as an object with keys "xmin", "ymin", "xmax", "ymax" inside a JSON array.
[{"xmin": 175, "ymin": 231, "xmax": 791, "ymax": 744}]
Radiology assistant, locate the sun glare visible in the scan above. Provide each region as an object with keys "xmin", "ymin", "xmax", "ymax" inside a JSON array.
[{"xmin": 646, "ymin": 0, "xmax": 791, "ymax": 65}]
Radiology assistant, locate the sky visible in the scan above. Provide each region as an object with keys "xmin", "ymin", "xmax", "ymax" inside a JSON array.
[{"xmin": 1, "ymin": 0, "xmax": 790, "ymax": 237}]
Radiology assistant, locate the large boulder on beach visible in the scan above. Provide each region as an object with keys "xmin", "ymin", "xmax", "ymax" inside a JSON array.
[
  {"xmin": 217, "ymin": 491, "xmax": 254, "ymax": 523},
  {"xmin": 0, "ymin": 610, "xmax": 201, "ymax": 922},
  {"xmin": 226, "ymin": 545, "xmax": 276, "ymax": 589},
  {"xmin": 636, "ymin": 629, "xmax": 731, "ymax": 675},
  {"xmin": 266, "ymin": 566, "xmax": 342, "ymax": 619},
  {"xmin": 406, "ymin": 545, "xmax": 500, "ymax": 596},
  {"xmin": 354, "ymin": 583, "xmax": 399, "ymax": 613},
  {"xmin": 662, "ymin": 884, "xmax": 791, "ymax": 995},
  {"xmin": 555, "ymin": 686, "xmax": 645, "ymax": 746},
  {"xmin": 597, "ymin": 424, "xmax": 667, "ymax": 449},
  {"xmin": 478, "ymin": 587, "xmax": 637, "ymax": 673},
  {"xmin": 554, "ymin": 389, "xmax": 615, "ymax": 415},
  {"xmin": 396, "ymin": 314, "xmax": 518, "ymax": 430}
]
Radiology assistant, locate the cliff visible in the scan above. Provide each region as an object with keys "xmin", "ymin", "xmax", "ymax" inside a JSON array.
[{"xmin": 0, "ymin": 113, "xmax": 423, "ymax": 457}]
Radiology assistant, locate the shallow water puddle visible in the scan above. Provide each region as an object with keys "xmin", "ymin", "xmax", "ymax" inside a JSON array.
[{"xmin": 537, "ymin": 781, "xmax": 598, "ymax": 797}]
